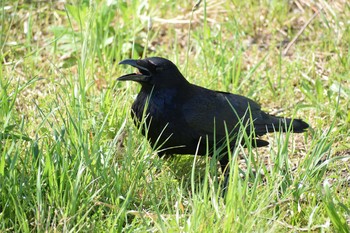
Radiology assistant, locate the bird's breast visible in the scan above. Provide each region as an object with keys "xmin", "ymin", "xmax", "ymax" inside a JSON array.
[{"xmin": 131, "ymin": 88, "xmax": 180, "ymax": 123}]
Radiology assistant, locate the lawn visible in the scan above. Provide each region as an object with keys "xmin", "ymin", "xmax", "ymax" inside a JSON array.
[{"xmin": 1, "ymin": 0, "xmax": 349, "ymax": 232}]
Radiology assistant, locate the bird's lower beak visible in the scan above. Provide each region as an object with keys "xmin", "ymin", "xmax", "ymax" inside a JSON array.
[
  {"xmin": 118, "ymin": 59, "xmax": 151, "ymax": 82},
  {"xmin": 117, "ymin": 73, "xmax": 150, "ymax": 82}
]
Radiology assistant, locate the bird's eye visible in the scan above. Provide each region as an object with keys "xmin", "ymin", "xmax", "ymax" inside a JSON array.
[{"xmin": 147, "ymin": 60, "xmax": 158, "ymax": 71}]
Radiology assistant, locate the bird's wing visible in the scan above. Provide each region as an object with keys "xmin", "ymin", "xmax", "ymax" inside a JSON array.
[{"xmin": 182, "ymin": 88, "xmax": 269, "ymax": 141}]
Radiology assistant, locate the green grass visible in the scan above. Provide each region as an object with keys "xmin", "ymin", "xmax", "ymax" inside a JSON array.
[{"xmin": 1, "ymin": 0, "xmax": 350, "ymax": 232}]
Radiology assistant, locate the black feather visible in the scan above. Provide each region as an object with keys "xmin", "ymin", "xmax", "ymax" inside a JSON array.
[{"xmin": 118, "ymin": 57, "xmax": 309, "ymax": 170}]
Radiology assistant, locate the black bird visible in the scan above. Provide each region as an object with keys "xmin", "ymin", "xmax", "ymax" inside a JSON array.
[{"xmin": 118, "ymin": 57, "xmax": 309, "ymax": 170}]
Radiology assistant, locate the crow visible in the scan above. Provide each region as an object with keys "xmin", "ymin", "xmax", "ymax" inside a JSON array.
[{"xmin": 118, "ymin": 57, "xmax": 309, "ymax": 170}]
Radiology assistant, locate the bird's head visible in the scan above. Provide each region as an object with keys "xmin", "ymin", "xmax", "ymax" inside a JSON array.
[{"xmin": 118, "ymin": 57, "xmax": 188, "ymax": 87}]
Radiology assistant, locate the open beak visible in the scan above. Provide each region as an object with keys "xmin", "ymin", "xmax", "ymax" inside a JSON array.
[{"xmin": 118, "ymin": 59, "xmax": 151, "ymax": 82}]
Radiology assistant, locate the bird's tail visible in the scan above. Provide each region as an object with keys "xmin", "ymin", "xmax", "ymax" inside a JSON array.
[{"xmin": 266, "ymin": 115, "xmax": 309, "ymax": 133}]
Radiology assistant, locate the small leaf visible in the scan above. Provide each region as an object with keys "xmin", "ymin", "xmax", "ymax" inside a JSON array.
[{"xmin": 61, "ymin": 56, "xmax": 78, "ymax": 69}]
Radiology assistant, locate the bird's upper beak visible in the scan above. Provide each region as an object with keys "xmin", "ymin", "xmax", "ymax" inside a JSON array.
[{"xmin": 118, "ymin": 59, "xmax": 151, "ymax": 82}]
